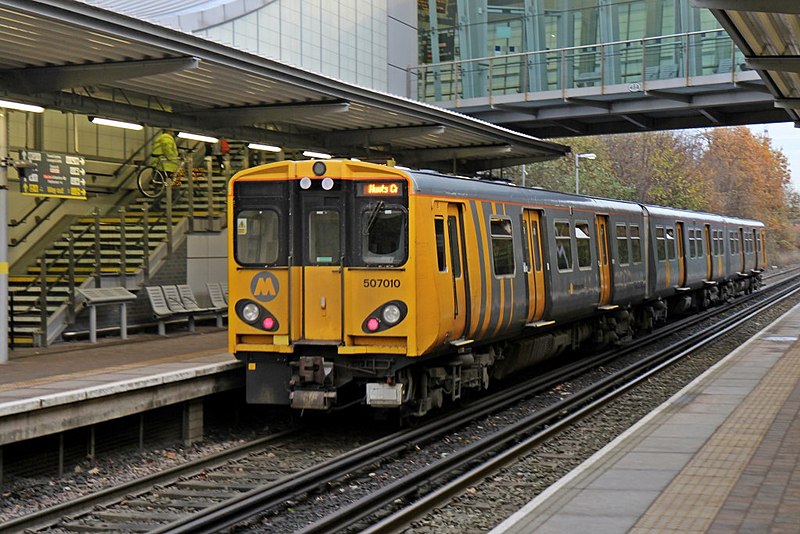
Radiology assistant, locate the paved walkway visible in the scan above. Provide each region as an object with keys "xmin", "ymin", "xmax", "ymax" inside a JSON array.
[{"xmin": 492, "ymin": 305, "xmax": 800, "ymax": 533}]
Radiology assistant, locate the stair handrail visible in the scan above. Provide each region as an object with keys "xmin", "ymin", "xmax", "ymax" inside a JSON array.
[
  {"xmin": 9, "ymin": 199, "xmax": 67, "ymax": 247},
  {"xmin": 9, "ymin": 197, "xmax": 49, "ymax": 228},
  {"xmin": 16, "ymin": 212, "xmax": 105, "ymax": 313}
]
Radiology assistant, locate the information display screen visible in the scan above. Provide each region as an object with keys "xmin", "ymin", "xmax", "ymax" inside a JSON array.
[{"xmin": 358, "ymin": 182, "xmax": 403, "ymax": 197}]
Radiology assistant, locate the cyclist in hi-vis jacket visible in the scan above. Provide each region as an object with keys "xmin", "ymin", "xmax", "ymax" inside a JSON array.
[{"xmin": 150, "ymin": 130, "xmax": 179, "ymax": 174}]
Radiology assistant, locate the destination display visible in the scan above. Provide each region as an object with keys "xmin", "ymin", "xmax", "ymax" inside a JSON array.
[{"xmin": 19, "ymin": 151, "xmax": 86, "ymax": 200}]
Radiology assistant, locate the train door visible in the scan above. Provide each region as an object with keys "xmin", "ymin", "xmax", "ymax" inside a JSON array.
[
  {"xmin": 447, "ymin": 203, "xmax": 468, "ymax": 337},
  {"xmin": 704, "ymin": 224, "xmax": 713, "ymax": 279},
  {"xmin": 676, "ymin": 222, "xmax": 686, "ymax": 287},
  {"xmin": 595, "ymin": 215, "xmax": 611, "ymax": 306},
  {"xmin": 301, "ymin": 194, "xmax": 344, "ymax": 341},
  {"xmin": 758, "ymin": 228, "xmax": 767, "ymax": 269},
  {"xmin": 522, "ymin": 210, "xmax": 546, "ymax": 322},
  {"xmin": 434, "ymin": 202, "xmax": 469, "ymax": 341},
  {"xmin": 739, "ymin": 228, "xmax": 746, "ymax": 272}
]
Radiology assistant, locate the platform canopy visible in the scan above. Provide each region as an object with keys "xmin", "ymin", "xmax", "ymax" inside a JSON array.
[
  {"xmin": 0, "ymin": 0, "xmax": 569, "ymax": 173},
  {"xmin": 695, "ymin": 0, "xmax": 800, "ymax": 125}
]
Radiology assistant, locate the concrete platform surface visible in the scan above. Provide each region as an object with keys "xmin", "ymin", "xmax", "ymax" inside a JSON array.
[
  {"xmin": 492, "ymin": 304, "xmax": 800, "ymax": 534},
  {"xmin": 0, "ymin": 327, "xmax": 239, "ymax": 445}
]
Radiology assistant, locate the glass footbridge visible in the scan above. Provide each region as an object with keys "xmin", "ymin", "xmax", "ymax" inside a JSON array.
[{"xmin": 411, "ymin": 30, "xmax": 787, "ymax": 138}]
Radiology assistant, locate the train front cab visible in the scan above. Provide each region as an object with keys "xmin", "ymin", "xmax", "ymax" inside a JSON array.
[{"xmin": 228, "ymin": 160, "xmax": 420, "ymax": 410}]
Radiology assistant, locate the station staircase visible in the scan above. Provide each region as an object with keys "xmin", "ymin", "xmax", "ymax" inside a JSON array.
[{"xmin": 8, "ymin": 169, "xmax": 229, "ymax": 347}]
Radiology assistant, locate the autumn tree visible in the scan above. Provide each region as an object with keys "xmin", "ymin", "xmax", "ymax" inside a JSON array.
[
  {"xmin": 700, "ymin": 127, "xmax": 796, "ymax": 257},
  {"xmin": 513, "ymin": 126, "xmax": 798, "ymax": 257}
]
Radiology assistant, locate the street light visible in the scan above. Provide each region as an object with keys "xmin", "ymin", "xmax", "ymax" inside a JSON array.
[{"xmin": 574, "ymin": 152, "xmax": 596, "ymax": 194}]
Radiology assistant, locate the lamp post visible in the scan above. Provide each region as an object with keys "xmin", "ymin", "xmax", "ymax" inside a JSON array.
[{"xmin": 574, "ymin": 152, "xmax": 596, "ymax": 194}]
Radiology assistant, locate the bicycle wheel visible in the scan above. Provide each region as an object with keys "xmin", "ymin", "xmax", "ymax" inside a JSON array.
[{"xmin": 137, "ymin": 167, "xmax": 166, "ymax": 198}]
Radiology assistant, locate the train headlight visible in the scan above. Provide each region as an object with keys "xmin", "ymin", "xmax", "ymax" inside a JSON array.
[
  {"xmin": 362, "ymin": 300, "xmax": 407, "ymax": 333},
  {"xmin": 382, "ymin": 304, "xmax": 402, "ymax": 325},
  {"xmin": 241, "ymin": 302, "xmax": 260, "ymax": 323}
]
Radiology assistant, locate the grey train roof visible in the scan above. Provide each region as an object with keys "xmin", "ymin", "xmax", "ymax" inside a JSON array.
[
  {"xmin": 406, "ymin": 169, "xmax": 763, "ymax": 227},
  {"xmin": 407, "ymin": 169, "xmax": 642, "ymax": 216}
]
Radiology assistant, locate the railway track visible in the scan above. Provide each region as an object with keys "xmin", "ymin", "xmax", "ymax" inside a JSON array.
[{"xmin": 7, "ymin": 271, "xmax": 799, "ymax": 533}]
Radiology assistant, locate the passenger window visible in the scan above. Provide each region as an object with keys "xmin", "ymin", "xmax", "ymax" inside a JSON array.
[
  {"xmin": 490, "ymin": 218, "xmax": 515, "ymax": 277},
  {"xmin": 575, "ymin": 222, "xmax": 592, "ymax": 269},
  {"xmin": 665, "ymin": 227, "xmax": 676, "ymax": 260},
  {"xmin": 688, "ymin": 229, "xmax": 696, "ymax": 258},
  {"xmin": 616, "ymin": 224, "xmax": 629, "ymax": 266},
  {"xmin": 447, "ymin": 216, "xmax": 461, "ymax": 278},
  {"xmin": 630, "ymin": 225, "xmax": 642, "ymax": 264},
  {"xmin": 696, "ymin": 229, "xmax": 704, "ymax": 256},
  {"xmin": 236, "ymin": 209, "xmax": 279, "ymax": 265},
  {"xmin": 656, "ymin": 227, "xmax": 666, "ymax": 261},
  {"xmin": 555, "ymin": 221, "xmax": 572, "ymax": 271},
  {"xmin": 435, "ymin": 217, "xmax": 446, "ymax": 272},
  {"xmin": 308, "ymin": 210, "xmax": 340, "ymax": 264},
  {"xmin": 361, "ymin": 205, "xmax": 406, "ymax": 265}
]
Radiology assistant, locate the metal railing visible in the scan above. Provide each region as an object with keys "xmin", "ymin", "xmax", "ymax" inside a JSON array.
[
  {"xmin": 9, "ymin": 158, "xmax": 230, "ymax": 346},
  {"xmin": 412, "ymin": 29, "xmax": 747, "ymax": 103}
]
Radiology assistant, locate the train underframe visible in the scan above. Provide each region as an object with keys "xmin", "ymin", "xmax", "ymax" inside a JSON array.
[{"xmin": 243, "ymin": 273, "xmax": 762, "ymax": 418}]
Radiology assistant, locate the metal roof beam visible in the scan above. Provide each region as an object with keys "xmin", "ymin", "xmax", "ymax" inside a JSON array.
[
  {"xmin": 621, "ymin": 114, "xmax": 654, "ymax": 130},
  {"xmin": 746, "ymin": 56, "xmax": 800, "ymax": 72},
  {"xmin": 401, "ymin": 144, "xmax": 513, "ymax": 163},
  {"xmin": 26, "ymin": 90, "xmax": 313, "ymax": 146},
  {"xmin": 188, "ymin": 101, "xmax": 350, "ymax": 126},
  {"xmin": 692, "ymin": 0, "xmax": 800, "ymax": 13},
  {"xmin": 734, "ymin": 80, "xmax": 772, "ymax": 93},
  {"xmin": 645, "ymin": 90, "xmax": 693, "ymax": 103},
  {"xmin": 775, "ymin": 98, "xmax": 800, "ymax": 109},
  {"xmin": 564, "ymin": 97, "xmax": 612, "ymax": 110},
  {"xmin": 700, "ymin": 108, "xmax": 725, "ymax": 123},
  {"xmin": 328, "ymin": 125, "xmax": 446, "ymax": 145},
  {"xmin": 0, "ymin": 57, "xmax": 199, "ymax": 93}
]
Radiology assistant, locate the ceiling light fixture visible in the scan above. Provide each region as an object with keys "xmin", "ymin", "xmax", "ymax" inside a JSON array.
[
  {"xmin": 90, "ymin": 116, "xmax": 143, "ymax": 130},
  {"xmin": 0, "ymin": 99, "xmax": 44, "ymax": 113},
  {"xmin": 248, "ymin": 143, "xmax": 282, "ymax": 152},
  {"xmin": 178, "ymin": 131, "xmax": 218, "ymax": 143},
  {"xmin": 302, "ymin": 150, "xmax": 332, "ymax": 159}
]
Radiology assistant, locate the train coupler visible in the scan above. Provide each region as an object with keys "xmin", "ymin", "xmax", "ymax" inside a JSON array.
[{"xmin": 290, "ymin": 388, "xmax": 337, "ymax": 410}]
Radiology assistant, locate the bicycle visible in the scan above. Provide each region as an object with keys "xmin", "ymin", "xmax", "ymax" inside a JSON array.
[{"xmin": 136, "ymin": 152, "xmax": 187, "ymax": 199}]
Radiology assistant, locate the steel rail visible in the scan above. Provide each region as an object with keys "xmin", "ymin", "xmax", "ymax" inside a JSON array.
[
  {"xmin": 0, "ymin": 429, "xmax": 298, "ymax": 533},
  {"xmin": 352, "ymin": 281, "xmax": 800, "ymax": 534},
  {"xmin": 154, "ymin": 274, "xmax": 798, "ymax": 534}
]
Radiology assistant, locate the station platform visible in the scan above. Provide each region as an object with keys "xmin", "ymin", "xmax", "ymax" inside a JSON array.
[
  {"xmin": 492, "ymin": 305, "xmax": 800, "ymax": 533},
  {"xmin": 0, "ymin": 327, "xmax": 240, "ymax": 446}
]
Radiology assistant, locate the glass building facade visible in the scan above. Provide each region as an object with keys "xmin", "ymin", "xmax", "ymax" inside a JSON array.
[
  {"xmin": 196, "ymin": 0, "xmax": 390, "ymax": 90},
  {"xmin": 416, "ymin": 0, "xmax": 745, "ymax": 101}
]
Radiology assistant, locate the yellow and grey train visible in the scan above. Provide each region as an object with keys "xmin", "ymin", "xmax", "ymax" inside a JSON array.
[{"xmin": 228, "ymin": 160, "xmax": 766, "ymax": 417}]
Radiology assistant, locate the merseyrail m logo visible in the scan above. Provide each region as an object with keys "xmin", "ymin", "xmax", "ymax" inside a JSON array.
[{"xmin": 251, "ymin": 272, "xmax": 279, "ymax": 302}]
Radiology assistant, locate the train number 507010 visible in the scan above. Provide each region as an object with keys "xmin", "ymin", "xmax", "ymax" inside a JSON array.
[{"xmin": 363, "ymin": 278, "xmax": 401, "ymax": 288}]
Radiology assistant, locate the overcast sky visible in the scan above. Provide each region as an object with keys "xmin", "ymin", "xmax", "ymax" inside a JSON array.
[{"xmin": 750, "ymin": 122, "xmax": 800, "ymax": 191}]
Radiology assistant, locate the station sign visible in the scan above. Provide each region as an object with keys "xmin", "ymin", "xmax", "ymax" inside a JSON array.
[{"xmin": 19, "ymin": 151, "xmax": 87, "ymax": 200}]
